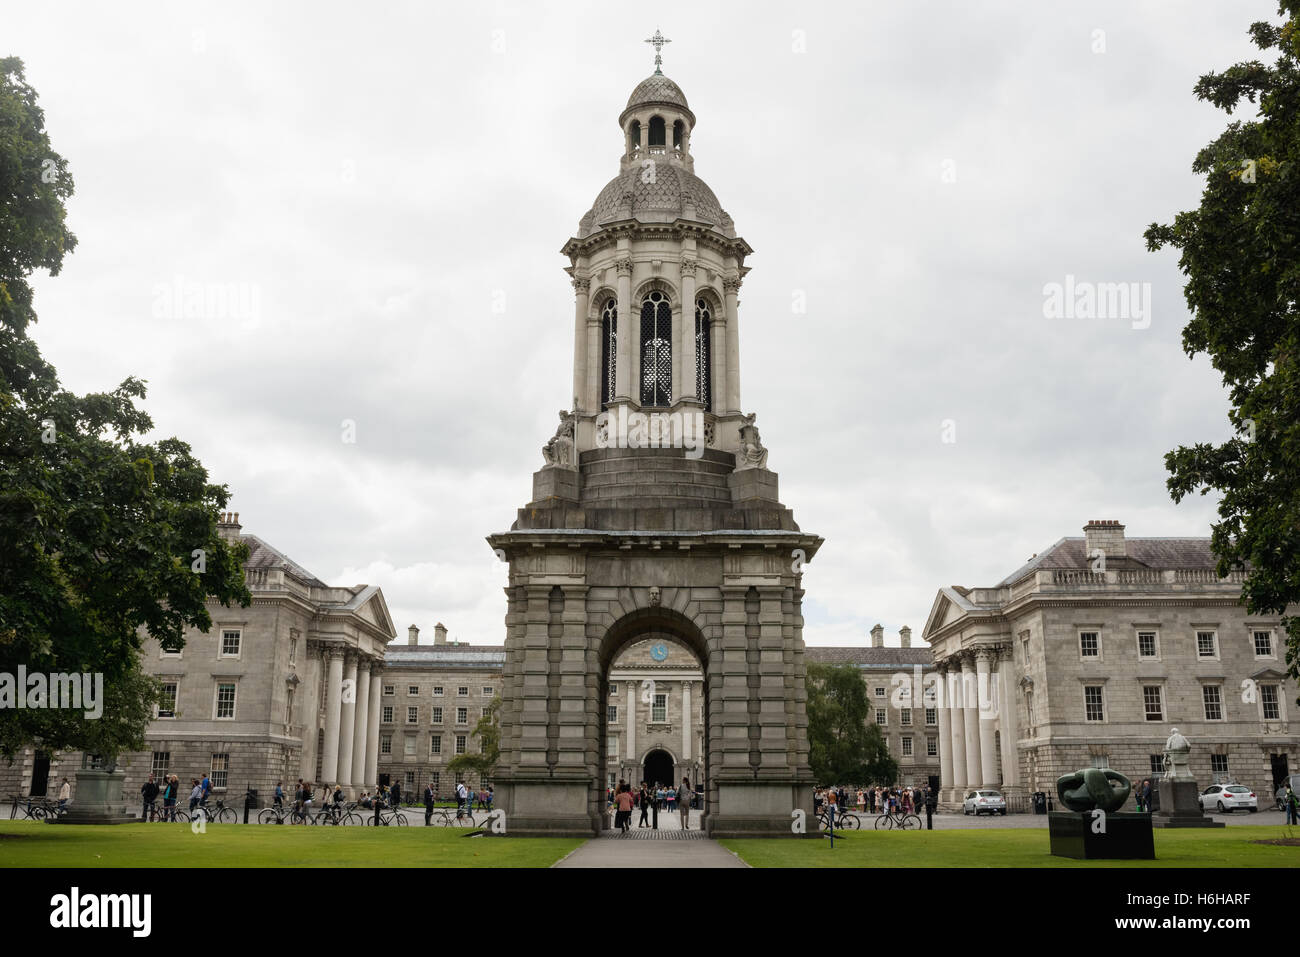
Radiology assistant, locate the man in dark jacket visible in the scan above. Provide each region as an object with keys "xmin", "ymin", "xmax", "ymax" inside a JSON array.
[
  {"xmin": 141, "ymin": 773, "xmax": 160, "ymax": 821},
  {"xmin": 424, "ymin": 781, "xmax": 436, "ymax": 825},
  {"xmin": 390, "ymin": 780, "xmax": 401, "ymax": 810}
]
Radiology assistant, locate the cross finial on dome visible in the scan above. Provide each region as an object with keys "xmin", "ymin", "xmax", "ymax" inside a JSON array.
[{"xmin": 644, "ymin": 28, "xmax": 671, "ymax": 76}]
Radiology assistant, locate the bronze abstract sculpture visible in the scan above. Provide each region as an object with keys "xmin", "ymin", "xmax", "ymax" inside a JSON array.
[{"xmin": 1055, "ymin": 767, "xmax": 1131, "ymax": 813}]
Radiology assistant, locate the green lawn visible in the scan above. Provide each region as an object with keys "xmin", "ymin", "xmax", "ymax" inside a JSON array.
[
  {"xmin": 722, "ymin": 825, "xmax": 1299, "ymax": 867},
  {"xmin": 0, "ymin": 820, "xmax": 579, "ymax": 868}
]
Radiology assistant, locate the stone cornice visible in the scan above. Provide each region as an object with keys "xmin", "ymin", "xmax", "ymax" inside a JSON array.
[{"xmin": 561, "ymin": 221, "xmax": 753, "ymax": 264}]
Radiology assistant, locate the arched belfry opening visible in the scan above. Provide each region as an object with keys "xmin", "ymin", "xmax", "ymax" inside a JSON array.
[{"xmin": 489, "ymin": 34, "xmax": 823, "ymax": 838}]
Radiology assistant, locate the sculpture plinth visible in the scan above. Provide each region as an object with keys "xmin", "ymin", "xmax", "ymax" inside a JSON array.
[
  {"xmin": 1048, "ymin": 811, "xmax": 1155, "ymax": 859},
  {"xmin": 44, "ymin": 770, "xmax": 133, "ymax": 825},
  {"xmin": 1151, "ymin": 727, "xmax": 1224, "ymax": 829}
]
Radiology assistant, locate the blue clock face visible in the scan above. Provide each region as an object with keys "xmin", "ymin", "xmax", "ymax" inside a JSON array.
[{"xmin": 650, "ymin": 643, "xmax": 669, "ymax": 661}]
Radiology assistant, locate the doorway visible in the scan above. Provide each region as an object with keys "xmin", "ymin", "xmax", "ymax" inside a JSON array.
[
  {"xmin": 30, "ymin": 752, "xmax": 50, "ymax": 796},
  {"xmin": 643, "ymin": 749, "xmax": 674, "ymax": 789}
]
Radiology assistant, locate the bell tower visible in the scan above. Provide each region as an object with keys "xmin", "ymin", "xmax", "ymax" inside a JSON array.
[{"xmin": 489, "ymin": 35, "xmax": 823, "ymax": 838}]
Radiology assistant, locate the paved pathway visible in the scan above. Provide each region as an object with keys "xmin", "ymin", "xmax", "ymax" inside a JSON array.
[{"xmin": 553, "ymin": 830, "xmax": 748, "ymax": 868}]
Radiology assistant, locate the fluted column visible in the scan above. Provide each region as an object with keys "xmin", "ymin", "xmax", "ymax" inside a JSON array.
[
  {"xmin": 936, "ymin": 662, "xmax": 954, "ymax": 796},
  {"xmin": 364, "ymin": 668, "xmax": 382, "ymax": 788},
  {"xmin": 321, "ymin": 648, "xmax": 344, "ymax": 786},
  {"xmin": 626, "ymin": 682, "xmax": 635, "ymax": 764},
  {"xmin": 976, "ymin": 649, "xmax": 999, "ymax": 788},
  {"xmin": 336, "ymin": 652, "xmax": 358, "ymax": 788},
  {"xmin": 997, "ymin": 646, "xmax": 1020, "ymax": 791},
  {"xmin": 723, "ymin": 277, "xmax": 742, "ymax": 413},
  {"xmin": 711, "ymin": 308, "xmax": 726, "ymax": 415},
  {"xmin": 948, "ymin": 665, "xmax": 968, "ymax": 795},
  {"xmin": 679, "ymin": 259, "xmax": 698, "ymax": 402},
  {"xmin": 614, "ymin": 259, "xmax": 633, "ymax": 402},
  {"xmin": 571, "ymin": 277, "xmax": 590, "ymax": 412},
  {"xmin": 351, "ymin": 659, "xmax": 371, "ymax": 789},
  {"xmin": 961, "ymin": 653, "xmax": 982, "ymax": 790},
  {"xmin": 586, "ymin": 315, "xmax": 602, "ymax": 410}
]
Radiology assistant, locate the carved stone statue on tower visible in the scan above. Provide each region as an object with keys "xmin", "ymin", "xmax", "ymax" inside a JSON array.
[
  {"xmin": 734, "ymin": 412, "xmax": 768, "ymax": 470},
  {"xmin": 542, "ymin": 408, "xmax": 577, "ymax": 468}
]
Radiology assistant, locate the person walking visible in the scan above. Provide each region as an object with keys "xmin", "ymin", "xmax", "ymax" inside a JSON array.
[
  {"xmin": 614, "ymin": 783, "xmax": 635, "ymax": 834},
  {"xmin": 677, "ymin": 777, "xmax": 695, "ymax": 830},
  {"xmin": 273, "ymin": 780, "xmax": 284, "ymax": 809},
  {"xmin": 57, "ymin": 777, "xmax": 71, "ymax": 812},
  {"xmin": 141, "ymin": 772, "xmax": 160, "ymax": 821},
  {"xmin": 188, "ymin": 779, "xmax": 203, "ymax": 813},
  {"xmin": 389, "ymin": 779, "xmax": 401, "ymax": 812},
  {"xmin": 423, "ymin": 780, "xmax": 436, "ymax": 826},
  {"xmin": 638, "ymin": 782, "xmax": 651, "ymax": 828},
  {"xmin": 924, "ymin": 786, "xmax": 936, "ymax": 830},
  {"xmin": 1284, "ymin": 784, "xmax": 1299, "ymax": 826},
  {"xmin": 455, "ymin": 779, "xmax": 469, "ymax": 821}
]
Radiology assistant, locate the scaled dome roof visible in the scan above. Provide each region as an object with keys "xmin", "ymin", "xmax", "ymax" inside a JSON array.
[
  {"xmin": 578, "ymin": 163, "xmax": 733, "ymax": 238},
  {"xmin": 625, "ymin": 73, "xmax": 691, "ymax": 114}
]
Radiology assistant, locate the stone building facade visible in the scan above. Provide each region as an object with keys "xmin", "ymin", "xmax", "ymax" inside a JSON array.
[
  {"xmin": 0, "ymin": 514, "xmax": 396, "ymax": 805},
  {"xmin": 921, "ymin": 519, "xmax": 1298, "ymax": 809},
  {"xmin": 806, "ymin": 625, "xmax": 941, "ymax": 789},
  {"xmin": 605, "ymin": 636, "xmax": 705, "ymax": 789}
]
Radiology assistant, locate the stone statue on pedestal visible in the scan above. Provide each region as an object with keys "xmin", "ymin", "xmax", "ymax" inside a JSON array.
[
  {"xmin": 1161, "ymin": 727, "xmax": 1192, "ymax": 780},
  {"xmin": 542, "ymin": 409, "xmax": 577, "ymax": 468},
  {"xmin": 1151, "ymin": 727, "xmax": 1224, "ymax": 829},
  {"xmin": 734, "ymin": 412, "xmax": 768, "ymax": 470}
]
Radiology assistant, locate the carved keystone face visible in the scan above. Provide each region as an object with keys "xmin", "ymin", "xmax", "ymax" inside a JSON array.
[{"xmin": 648, "ymin": 586, "xmax": 661, "ymax": 606}]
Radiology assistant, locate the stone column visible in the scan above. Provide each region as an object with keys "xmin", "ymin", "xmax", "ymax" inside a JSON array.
[
  {"xmin": 351, "ymin": 658, "xmax": 371, "ymax": 789},
  {"xmin": 961, "ymin": 653, "xmax": 982, "ymax": 790},
  {"xmin": 975, "ymin": 649, "xmax": 999, "ymax": 788},
  {"xmin": 997, "ymin": 646, "xmax": 1020, "ymax": 793},
  {"xmin": 681, "ymin": 680, "xmax": 692, "ymax": 761},
  {"xmin": 614, "ymin": 259, "xmax": 633, "ymax": 402},
  {"xmin": 936, "ymin": 662, "xmax": 955, "ymax": 797},
  {"xmin": 336, "ymin": 652, "xmax": 358, "ymax": 789},
  {"xmin": 364, "ymin": 668, "xmax": 382, "ymax": 788},
  {"xmin": 626, "ymin": 682, "xmax": 636, "ymax": 765},
  {"xmin": 586, "ymin": 315, "xmax": 601, "ymax": 410},
  {"xmin": 321, "ymin": 648, "xmax": 344, "ymax": 786},
  {"xmin": 571, "ymin": 277, "xmax": 590, "ymax": 412},
  {"xmin": 679, "ymin": 259, "xmax": 698, "ymax": 402},
  {"xmin": 711, "ymin": 310, "xmax": 726, "ymax": 415},
  {"xmin": 948, "ymin": 665, "xmax": 967, "ymax": 797},
  {"xmin": 723, "ymin": 277, "xmax": 742, "ymax": 413}
]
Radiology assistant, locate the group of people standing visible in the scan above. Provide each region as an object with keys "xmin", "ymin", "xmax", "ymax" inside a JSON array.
[
  {"xmin": 609, "ymin": 778, "xmax": 695, "ymax": 833},
  {"xmin": 139, "ymin": 771, "xmax": 204, "ymax": 821}
]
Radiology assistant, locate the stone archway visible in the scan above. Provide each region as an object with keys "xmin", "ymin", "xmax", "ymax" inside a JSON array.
[{"xmin": 642, "ymin": 749, "xmax": 675, "ymax": 789}]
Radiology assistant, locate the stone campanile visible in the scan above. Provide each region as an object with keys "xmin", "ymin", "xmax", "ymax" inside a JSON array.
[{"xmin": 488, "ymin": 35, "xmax": 823, "ymax": 838}]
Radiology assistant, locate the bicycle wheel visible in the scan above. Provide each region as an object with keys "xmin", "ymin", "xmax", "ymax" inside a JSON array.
[
  {"xmin": 174, "ymin": 809, "xmax": 190, "ymax": 823},
  {"xmin": 216, "ymin": 807, "xmax": 237, "ymax": 823},
  {"xmin": 257, "ymin": 808, "xmax": 279, "ymax": 825},
  {"xmin": 900, "ymin": 814, "xmax": 921, "ymax": 830},
  {"xmin": 840, "ymin": 813, "xmax": 862, "ymax": 830},
  {"xmin": 341, "ymin": 812, "xmax": 362, "ymax": 826},
  {"xmin": 874, "ymin": 814, "xmax": 893, "ymax": 830},
  {"xmin": 393, "ymin": 811, "xmax": 408, "ymax": 826}
]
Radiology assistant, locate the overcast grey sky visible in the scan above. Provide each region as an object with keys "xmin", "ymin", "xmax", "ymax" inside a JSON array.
[{"xmin": 6, "ymin": 1, "xmax": 1273, "ymax": 647}]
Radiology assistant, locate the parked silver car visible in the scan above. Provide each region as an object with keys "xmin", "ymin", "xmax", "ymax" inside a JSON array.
[
  {"xmin": 962, "ymin": 789, "xmax": 1007, "ymax": 815},
  {"xmin": 1198, "ymin": 784, "xmax": 1257, "ymax": 813}
]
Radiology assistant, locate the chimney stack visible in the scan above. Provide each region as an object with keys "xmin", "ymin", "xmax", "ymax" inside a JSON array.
[
  {"xmin": 216, "ymin": 511, "xmax": 242, "ymax": 543},
  {"xmin": 900, "ymin": 626, "xmax": 912, "ymax": 648},
  {"xmin": 434, "ymin": 622, "xmax": 448, "ymax": 645},
  {"xmin": 1083, "ymin": 519, "xmax": 1126, "ymax": 561},
  {"xmin": 870, "ymin": 624, "xmax": 884, "ymax": 648},
  {"xmin": 407, "ymin": 624, "xmax": 420, "ymax": 646}
]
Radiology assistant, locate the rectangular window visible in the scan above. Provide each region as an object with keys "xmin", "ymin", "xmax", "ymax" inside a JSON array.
[
  {"xmin": 481, "ymin": 707, "xmax": 490, "ymax": 718},
  {"xmin": 924, "ymin": 707, "xmax": 937, "ymax": 726},
  {"xmin": 900, "ymin": 708, "xmax": 912, "ymax": 727},
  {"xmin": 432, "ymin": 685, "xmax": 443, "ymax": 696},
  {"xmin": 901, "ymin": 737, "xmax": 913, "ymax": 757},
  {"xmin": 288, "ymin": 636, "xmax": 297, "ymax": 665},
  {"xmin": 874, "ymin": 687, "xmax": 886, "ymax": 697},
  {"xmin": 1253, "ymin": 630, "xmax": 1273, "ymax": 657},
  {"xmin": 1210, "ymin": 754, "xmax": 1229, "ymax": 778},
  {"xmin": 152, "ymin": 751, "xmax": 170, "ymax": 776},
  {"xmin": 82, "ymin": 754, "xmax": 105, "ymax": 770},
  {"xmin": 404, "ymin": 771, "xmax": 415, "ymax": 789},
  {"xmin": 608, "ymin": 705, "xmax": 618, "ymax": 724},
  {"xmin": 875, "ymin": 708, "xmax": 887, "ymax": 726},
  {"xmin": 215, "ymin": 682, "xmax": 236, "ymax": 719},
  {"xmin": 160, "ymin": 642, "xmax": 182, "ymax": 658},
  {"xmin": 380, "ymin": 734, "xmax": 392, "ymax": 755},
  {"xmin": 1202, "ymin": 685, "xmax": 1222, "ymax": 721},
  {"xmin": 1150, "ymin": 754, "xmax": 1163, "ymax": 775},
  {"xmin": 1083, "ymin": 685, "xmax": 1104, "ymax": 722},
  {"xmin": 455, "ymin": 735, "xmax": 467, "ymax": 755},
  {"xmin": 607, "ymin": 737, "xmax": 619, "ymax": 759},
  {"xmin": 458, "ymin": 686, "xmax": 468, "ymax": 697},
  {"xmin": 652, "ymin": 694, "xmax": 667, "ymax": 723},
  {"xmin": 1196, "ymin": 631, "xmax": 1217, "ymax": 658},
  {"xmin": 210, "ymin": 753, "xmax": 229, "ymax": 788},
  {"xmin": 404, "ymin": 736, "xmax": 416, "ymax": 756},
  {"xmin": 1090, "ymin": 755, "xmax": 1110, "ymax": 769},
  {"xmin": 407, "ymin": 707, "xmax": 418, "ymax": 724},
  {"xmin": 220, "ymin": 630, "xmax": 240, "ymax": 657},
  {"xmin": 609, "ymin": 683, "xmax": 618, "ymax": 696},
  {"xmin": 285, "ymin": 687, "xmax": 294, "ymax": 726},
  {"xmin": 926, "ymin": 737, "xmax": 937, "ymax": 757},
  {"xmin": 383, "ymin": 685, "xmax": 394, "ymax": 696},
  {"xmin": 1142, "ymin": 685, "xmax": 1163, "ymax": 722},
  {"xmin": 1261, "ymin": 684, "xmax": 1281, "ymax": 720},
  {"xmin": 408, "ymin": 685, "xmax": 419, "ymax": 696},
  {"xmin": 382, "ymin": 706, "xmax": 393, "ymax": 723},
  {"xmin": 432, "ymin": 707, "xmax": 443, "ymax": 724},
  {"xmin": 431, "ymin": 735, "xmax": 441, "ymax": 755},
  {"xmin": 1137, "ymin": 631, "xmax": 1158, "ymax": 658},
  {"xmin": 158, "ymin": 682, "xmax": 178, "ymax": 718},
  {"xmin": 482, "ymin": 686, "xmax": 494, "ymax": 696},
  {"xmin": 1021, "ymin": 637, "xmax": 1030, "ymax": 667},
  {"xmin": 430, "ymin": 772, "xmax": 439, "ymax": 792},
  {"xmin": 1079, "ymin": 632, "xmax": 1099, "ymax": 657},
  {"xmin": 456, "ymin": 707, "xmax": 468, "ymax": 725}
]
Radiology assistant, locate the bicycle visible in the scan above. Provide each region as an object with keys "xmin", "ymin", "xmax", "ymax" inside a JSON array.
[
  {"xmin": 315, "ymin": 802, "xmax": 363, "ymax": 826},
  {"xmin": 192, "ymin": 797, "xmax": 237, "ymax": 824},
  {"xmin": 874, "ymin": 809, "xmax": 922, "ymax": 830},
  {"xmin": 816, "ymin": 808, "xmax": 861, "ymax": 831},
  {"xmin": 365, "ymin": 805, "xmax": 409, "ymax": 826}
]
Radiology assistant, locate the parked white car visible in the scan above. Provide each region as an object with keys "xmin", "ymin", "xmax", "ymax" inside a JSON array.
[
  {"xmin": 962, "ymin": 789, "xmax": 1007, "ymax": 815},
  {"xmin": 1198, "ymin": 784, "xmax": 1257, "ymax": 813}
]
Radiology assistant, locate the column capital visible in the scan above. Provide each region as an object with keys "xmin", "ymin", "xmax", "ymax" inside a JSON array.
[
  {"xmin": 722, "ymin": 277, "xmax": 742, "ymax": 294},
  {"xmin": 572, "ymin": 277, "xmax": 591, "ymax": 293},
  {"xmin": 615, "ymin": 258, "xmax": 634, "ymax": 276},
  {"xmin": 356, "ymin": 657, "xmax": 373, "ymax": 675},
  {"xmin": 975, "ymin": 646, "xmax": 997, "ymax": 665},
  {"xmin": 680, "ymin": 257, "xmax": 698, "ymax": 278}
]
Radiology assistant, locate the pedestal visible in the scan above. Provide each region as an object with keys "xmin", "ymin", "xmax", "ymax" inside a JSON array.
[
  {"xmin": 45, "ymin": 769, "xmax": 133, "ymax": 825},
  {"xmin": 1151, "ymin": 779, "xmax": 1224, "ymax": 829},
  {"xmin": 1048, "ymin": 811, "xmax": 1155, "ymax": 859}
]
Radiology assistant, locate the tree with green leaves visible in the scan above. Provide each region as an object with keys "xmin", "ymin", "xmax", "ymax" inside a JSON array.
[
  {"xmin": 447, "ymin": 696, "xmax": 501, "ymax": 784},
  {"xmin": 1145, "ymin": 4, "xmax": 1300, "ymax": 699},
  {"xmin": 806, "ymin": 662, "xmax": 898, "ymax": 785},
  {"xmin": 0, "ymin": 57, "xmax": 251, "ymax": 759}
]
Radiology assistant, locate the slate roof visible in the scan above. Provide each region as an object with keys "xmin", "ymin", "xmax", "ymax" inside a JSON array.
[
  {"xmin": 996, "ymin": 537, "xmax": 1219, "ymax": 587},
  {"xmin": 385, "ymin": 645, "xmax": 506, "ymax": 669},
  {"xmin": 241, "ymin": 534, "xmax": 328, "ymax": 588},
  {"xmin": 805, "ymin": 646, "xmax": 933, "ymax": 668},
  {"xmin": 581, "ymin": 163, "xmax": 731, "ymax": 236},
  {"xmin": 625, "ymin": 74, "xmax": 690, "ymax": 113}
]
